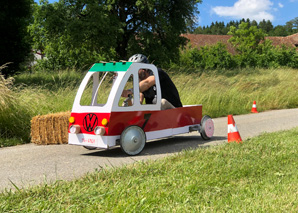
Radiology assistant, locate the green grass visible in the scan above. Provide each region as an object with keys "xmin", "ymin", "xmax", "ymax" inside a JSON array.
[
  {"xmin": 173, "ymin": 68, "xmax": 298, "ymax": 117},
  {"xmin": 1, "ymin": 127, "xmax": 298, "ymax": 211},
  {"xmin": 13, "ymin": 69, "xmax": 84, "ymax": 91},
  {"xmin": 0, "ymin": 70, "xmax": 83, "ymax": 144},
  {"xmin": 1, "ymin": 67, "xmax": 298, "ymax": 146}
]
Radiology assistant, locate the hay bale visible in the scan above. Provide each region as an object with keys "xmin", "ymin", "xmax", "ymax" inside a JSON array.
[{"xmin": 31, "ymin": 112, "xmax": 71, "ymax": 145}]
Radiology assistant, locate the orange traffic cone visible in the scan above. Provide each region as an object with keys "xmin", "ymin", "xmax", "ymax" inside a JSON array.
[
  {"xmin": 251, "ymin": 101, "xmax": 258, "ymax": 113},
  {"xmin": 228, "ymin": 115, "xmax": 242, "ymax": 143}
]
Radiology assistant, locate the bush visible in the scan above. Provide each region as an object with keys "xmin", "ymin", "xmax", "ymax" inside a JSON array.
[
  {"xmin": 256, "ymin": 40, "xmax": 277, "ymax": 68},
  {"xmin": 178, "ymin": 40, "xmax": 298, "ymax": 70},
  {"xmin": 274, "ymin": 45, "xmax": 298, "ymax": 68},
  {"xmin": 179, "ymin": 42, "xmax": 236, "ymax": 70}
]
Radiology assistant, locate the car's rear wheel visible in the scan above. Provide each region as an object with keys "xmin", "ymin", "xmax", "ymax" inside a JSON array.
[
  {"xmin": 200, "ymin": 115, "xmax": 214, "ymax": 140},
  {"xmin": 120, "ymin": 126, "xmax": 146, "ymax": 156}
]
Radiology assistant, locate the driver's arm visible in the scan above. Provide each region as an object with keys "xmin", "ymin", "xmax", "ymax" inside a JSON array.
[
  {"xmin": 140, "ymin": 92, "xmax": 144, "ymax": 104},
  {"xmin": 139, "ymin": 76, "xmax": 155, "ymax": 93}
]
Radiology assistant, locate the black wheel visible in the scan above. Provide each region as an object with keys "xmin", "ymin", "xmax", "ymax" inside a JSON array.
[
  {"xmin": 200, "ymin": 115, "xmax": 214, "ymax": 140},
  {"xmin": 120, "ymin": 126, "xmax": 146, "ymax": 156},
  {"xmin": 83, "ymin": 146, "xmax": 97, "ymax": 150}
]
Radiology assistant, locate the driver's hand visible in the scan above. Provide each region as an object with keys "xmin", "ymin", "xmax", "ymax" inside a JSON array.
[{"xmin": 121, "ymin": 89, "xmax": 133, "ymax": 97}]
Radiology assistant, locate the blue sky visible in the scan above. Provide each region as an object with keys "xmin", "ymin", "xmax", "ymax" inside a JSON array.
[
  {"xmin": 198, "ymin": 0, "xmax": 298, "ymax": 27},
  {"xmin": 39, "ymin": 0, "xmax": 298, "ymax": 27}
]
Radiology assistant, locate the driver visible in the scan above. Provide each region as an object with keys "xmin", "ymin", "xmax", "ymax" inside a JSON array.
[{"xmin": 123, "ymin": 54, "xmax": 182, "ymax": 110}]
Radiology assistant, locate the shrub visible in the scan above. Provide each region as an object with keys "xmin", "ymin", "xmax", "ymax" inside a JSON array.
[
  {"xmin": 179, "ymin": 42, "xmax": 236, "ymax": 70},
  {"xmin": 274, "ymin": 45, "xmax": 298, "ymax": 68},
  {"xmin": 178, "ymin": 37, "xmax": 298, "ymax": 70}
]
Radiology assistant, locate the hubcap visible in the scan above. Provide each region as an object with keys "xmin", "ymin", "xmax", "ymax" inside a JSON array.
[
  {"xmin": 120, "ymin": 126, "xmax": 146, "ymax": 155},
  {"xmin": 204, "ymin": 119, "xmax": 214, "ymax": 138}
]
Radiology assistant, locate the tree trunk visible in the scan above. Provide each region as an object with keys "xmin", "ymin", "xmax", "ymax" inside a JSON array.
[{"xmin": 116, "ymin": 35, "xmax": 129, "ymax": 60}]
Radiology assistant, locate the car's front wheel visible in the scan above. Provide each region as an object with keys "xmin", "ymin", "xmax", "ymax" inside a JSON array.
[{"xmin": 120, "ymin": 125, "xmax": 146, "ymax": 156}]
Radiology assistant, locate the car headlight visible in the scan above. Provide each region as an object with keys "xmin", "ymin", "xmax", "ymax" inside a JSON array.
[
  {"xmin": 69, "ymin": 125, "xmax": 80, "ymax": 134},
  {"xmin": 94, "ymin": 126, "xmax": 105, "ymax": 135}
]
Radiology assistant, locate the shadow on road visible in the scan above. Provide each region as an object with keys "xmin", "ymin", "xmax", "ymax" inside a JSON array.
[{"xmin": 82, "ymin": 135, "xmax": 227, "ymax": 158}]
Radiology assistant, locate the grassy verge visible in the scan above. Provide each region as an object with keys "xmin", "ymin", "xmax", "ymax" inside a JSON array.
[
  {"xmin": 0, "ymin": 70, "xmax": 83, "ymax": 145},
  {"xmin": 1, "ymin": 127, "xmax": 297, "ymax": 211},
  {"xmin": 173, "ymin": 67, "xmax": 298, "ymax": 117},
  {"xmin": 13, "ymin": 69, "xmax": 84, "ymax": 91},
  {"xmin": 1, "ymin": 67, "xmax": 298, "ymax": 146}
]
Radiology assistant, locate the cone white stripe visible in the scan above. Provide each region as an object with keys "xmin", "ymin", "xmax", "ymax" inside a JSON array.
[
  {"xmin": 252, "ymin": 104, "xmax": 257, "ymax": 108},
  {"xmin": 228, "ymin": 124, "xmax": 238, "ymax": 133}
]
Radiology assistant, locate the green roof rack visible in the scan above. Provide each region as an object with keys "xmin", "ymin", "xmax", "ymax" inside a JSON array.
[{"xmin": 89, "ymin": 62, "xmax": 133, "ymax": 72}]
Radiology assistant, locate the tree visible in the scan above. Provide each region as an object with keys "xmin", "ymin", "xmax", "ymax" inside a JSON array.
[
  {"xmin": 228, "ymin": 22, "xmax": 266, "ymax": 53},
  {"xmin": 228, "ymin": 22, "xmax": 267, "ymax": 67},
  {"xmin": 30, "ymin": 0, "xmax": 202, "ymax": 69},
  {"xmin": 193, "ymin": 26, "xmax": 203, "ymax": 34},
  {"xmin": 286, "ymin": 17, "xmax": 298, "ymax": 34},
  {"xmin": 251, "ymin": 20, "xmax": 258, "ymax": 27},
  {"xmin": 29, "ymin": 0, "xmax": 116, "ymax": 70},
  {"xmin": 0, "ymin": 0, "xmax": 33, "ymax": 76},
  {"xmin": 258, "ymin": 19, "xmax": 273, "ymax": 34},
  {"xmin": 271, "ymin": 25, "xmax": 288, "ymax": 36}
]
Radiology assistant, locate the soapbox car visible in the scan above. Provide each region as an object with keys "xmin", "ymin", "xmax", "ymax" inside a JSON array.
[{"xmin": 68, "ymin": 62, "xmax": 214, "ymax": 155}]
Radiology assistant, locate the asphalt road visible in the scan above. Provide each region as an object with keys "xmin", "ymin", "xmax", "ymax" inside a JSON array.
[{"xmin": 1, "ymin": 108, "xmax": 298, "ymax": 191}]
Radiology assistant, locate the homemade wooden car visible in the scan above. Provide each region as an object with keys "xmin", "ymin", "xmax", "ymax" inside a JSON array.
[{"xmin": 68, "ymin": 62, "xmax": 214, "ymax": 155}]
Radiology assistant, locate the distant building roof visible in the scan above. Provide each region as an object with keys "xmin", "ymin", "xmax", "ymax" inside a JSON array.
[
  {"xmin": 284, "ymin": 33, "xmax": 298, "ymax": 47},
  {"xmin": 182, "ymin": 34, "xmax": 235, "ymax": 54}
]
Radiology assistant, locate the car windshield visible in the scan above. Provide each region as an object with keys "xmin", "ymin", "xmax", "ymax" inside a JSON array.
[{"xmin": 80, "ymin": 72, "xmax": 116, "ymax": 106}]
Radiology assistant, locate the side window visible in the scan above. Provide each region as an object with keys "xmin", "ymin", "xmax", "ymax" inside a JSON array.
[
  {"xmin": 80, "ymin": 74, "xmax": 94, "ymax": 106},
  {"xmin": 118, "ymin": 74, "xmax": 134, "ymax": 107},
  {"xmin": 139, "ymin": 69, "xmax": 157, "ymax": 106},
  {"xmin": 80, "ymin": 72, "xmax": 114, "ymax": 106}
]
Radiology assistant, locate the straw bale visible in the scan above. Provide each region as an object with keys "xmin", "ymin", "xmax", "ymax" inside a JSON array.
[{"xmin": 31, "ymin": 112, "xmax": 71, "ymax": 145}]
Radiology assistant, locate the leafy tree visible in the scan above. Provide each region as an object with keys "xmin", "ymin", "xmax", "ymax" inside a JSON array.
[
  {"xmin": 286, "ymin": 17, "xmax": 298, "ymax": 34},
  {"xmin": 200, "ymin": 42, "xmax": 235, "ymax": 69},
  {"xmin": 259, "ymin": 19, "xmax": 273, "ymax": 34},
  {"xmin": 0, "ymin": 0, "xmax": 33, "ymax": 76},
  {"xmin": 179, "ymin": 42, "xmax": 235, "ymax": 70},
  {"xmin": 275, "ymin": 45, "xmax": 298, "ymax": 68},
  {"xmin": 228, "ymin": 22, "xmax": 266, "ymax": 67},
  {"xmin": 193, "ymin": 18, "xmax": 297, "ymax": 37},
  {"xmin": 228, "ymin": 22, "xmax": 266, "ymax": 53},
  {"xmin": 29, "ymin": 1, "xmax": 115, "ymax": 70},
  {"xmin": 209, "ymin": 21, "xmax": 227, "ymax": 35},
  {"xmin": 251, "ymin": 20, "xmax": 258, "ymax": 27},
  {"xmin": 30, "ymin": 0, "xmax": 201, "ymax": 69},
  {"xmin": 270, "ymin": 25, "xmax": 289, "ymax": 36},
  {"xmin": 193, "ymin": 26, "xmax": 204, "ymax": 34},
  {"xmin": 240, "ymin": 18, "xmax": 246, "ymax": 25},
  {"xmin": 256, "ymin": 39, "xmax": 276, "ymax": 68},
  {"xmin": 246, "ymin": 18, "xmax": 251, "ymax": 28}
]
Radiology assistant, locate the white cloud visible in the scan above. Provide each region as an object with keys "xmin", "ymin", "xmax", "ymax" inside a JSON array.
[
  {"xmin": 211, "ymin": 0, "xmax": 274, "ymax": 22},
  {"xmin": 278, "ymin": 3, "xmax": 284, "ymax": 8}
]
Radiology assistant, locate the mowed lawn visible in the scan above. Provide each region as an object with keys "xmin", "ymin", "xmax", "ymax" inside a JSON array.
[{"xmin": 1, "ymin": 127, "xmax": 297, "ymax": 212}]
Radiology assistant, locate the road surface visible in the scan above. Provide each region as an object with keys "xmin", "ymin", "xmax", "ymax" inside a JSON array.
[{"xmin": 1, "ymin": 108, "xmax": 298, "ymax": 191}]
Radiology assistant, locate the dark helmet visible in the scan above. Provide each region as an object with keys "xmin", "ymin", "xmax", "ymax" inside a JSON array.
[{"xmin": 128, "ymin": 54, "xmax": 149, "ymax": 63}]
